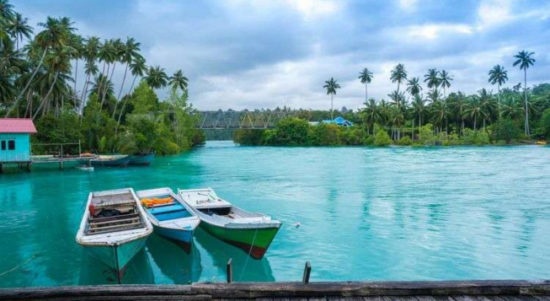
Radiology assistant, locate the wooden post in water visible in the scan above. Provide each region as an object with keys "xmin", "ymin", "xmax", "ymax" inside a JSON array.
[
  {"xmin": 226, "ymin": 258, "xmax": 233, "ymax": 283},
  {"xmin": 303, "ymin": 261, "xmax": 311, "ymax": 284}
]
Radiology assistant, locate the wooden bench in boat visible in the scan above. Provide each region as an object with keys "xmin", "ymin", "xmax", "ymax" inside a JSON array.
[{"xmin": 85, "ymin": 193, "xmax": 145, "ymax": 235}]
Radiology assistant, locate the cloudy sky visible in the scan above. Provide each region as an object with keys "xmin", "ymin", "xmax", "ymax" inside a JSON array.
[{"xmin": 13, "ymin": 0, "xmax": 550, "ymax": 110}]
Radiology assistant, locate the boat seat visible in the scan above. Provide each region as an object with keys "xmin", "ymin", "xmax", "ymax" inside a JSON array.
[{"xmin": 149, "ymin": 203, "xmax": 185, "ymax": 215}]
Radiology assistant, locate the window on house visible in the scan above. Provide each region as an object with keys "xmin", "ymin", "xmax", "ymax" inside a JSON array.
[
  {"xmin": 8, "ymin": 140, "xmax": 15, "ymax": 150},
  {"xmin": 1, "ymin": 141, "xmax": 5, "ymax": 150}
]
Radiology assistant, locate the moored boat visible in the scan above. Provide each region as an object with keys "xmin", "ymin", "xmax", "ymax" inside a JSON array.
[
  {"xmin": 136, "ymin": 187, "xmax": 200, "ymax": 252},
  {"xmin": 75, "ymin": 188, "xmax": 153, "ymax": 282},
  {"xmin": 129, "ymin": 153, "xmax": 155, "ymax": 166},
  {"xmin": 90, "ymin": 155, "xmax": 131, "ymax": 167},
  {"xmin": 178, "ymin": 188, "xmax": 281, "ymax": 259}
]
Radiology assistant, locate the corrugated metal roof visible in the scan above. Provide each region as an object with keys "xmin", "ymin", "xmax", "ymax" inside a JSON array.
[{"xmin": 0, "ymin": 118, "xmax": 37, "ymax": 134}]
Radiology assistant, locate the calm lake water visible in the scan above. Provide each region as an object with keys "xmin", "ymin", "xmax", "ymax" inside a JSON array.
[{"xmin": 1, "ymin": 141, "xmax": 550, "ymax": 287}]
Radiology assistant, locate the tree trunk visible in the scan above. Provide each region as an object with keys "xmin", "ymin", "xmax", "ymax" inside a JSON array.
[
  {"xmin": 113, "ymin": 63, "xmax": 129, "ymax": 119},
  {"xmin": 5, "ymin": 48, "xmax": 48, "ymax": 117},
  {"xmin": 461, "ymin": 118, "xmax": 464, "ymax": 135},
  {"xmin": 473, "ymin": 116, "xmax": 477, "ymax": 130},
  {"xmin": 73, "ymin": 59, "xmax": 79, "ymax": 101},
  {"xmin": 365, "ymin": 84, "xmax": 368, "ymax": 103},
  {"xmin": 33, "ymin": 72, "xmax": 58, "ymax": 120},
  {"xmin": 524, "ymin": 69, "xmax": 529, "ymax": 136},
  {"xmin": 116, "ymin": 75, "xmax": 138, "ymax": 131},
  {"xmin": 330, "ymin": 94, "xmax": 334, "ymax": 120}
]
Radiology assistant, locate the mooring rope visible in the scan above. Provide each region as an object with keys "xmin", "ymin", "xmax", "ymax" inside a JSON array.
[
  {"xmin": 237, "ymin": 228, "xmax": 258, "ymax": 281},
  {"xmin": 0, "ymin": 253, "xmax": 40, "ymax": 278}
]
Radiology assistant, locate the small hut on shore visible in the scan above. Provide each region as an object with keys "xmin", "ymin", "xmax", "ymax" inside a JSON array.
[{"xmin": 0, "ymin": 118, "xmax": 37, "ymax": 172}]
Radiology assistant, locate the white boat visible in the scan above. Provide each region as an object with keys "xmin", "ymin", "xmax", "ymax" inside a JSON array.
[
  {"xmin": 76, "ymin": 188, "xmax": 153, "ymax": 282},
  {"xmin": 136, "ymin": 187, "xmax": 200, "ymax": 252},
  {"xmin": 178, "ymin": 188, "xmax": 281, "ymax": 259}
]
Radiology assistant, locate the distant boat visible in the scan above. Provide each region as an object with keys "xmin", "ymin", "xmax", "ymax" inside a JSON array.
[
  {"xmin": 178, "ymin": 188, "xmax": 281, "ymax": 259},
  {"xmin": 90, "ymin": 155, "xmax": 131, "ymax": 167},
  {"xmin": 136, "ymin": 187, "xmax": 200, "ymax": 252},
  {"xmin": 75, "ymin": 188, "xmax": 153, "ymax": 282},
  {"xmin": 77, "ymin": 165, "xmax": 94, "ymax": 172},
  {"xmin": 129, "ymin": 154, "xmax": 155, "ymax": 166}
]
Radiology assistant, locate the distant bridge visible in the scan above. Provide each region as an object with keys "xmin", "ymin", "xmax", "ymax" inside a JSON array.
[{"xmin": 195, "ymin": 110, "xmax": 297, "ymax": 130}]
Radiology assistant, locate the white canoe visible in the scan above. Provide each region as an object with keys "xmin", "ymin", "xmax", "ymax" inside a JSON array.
[{"xmin": 75, "ymin": 188, "xmax": 153, "ymax": 281}]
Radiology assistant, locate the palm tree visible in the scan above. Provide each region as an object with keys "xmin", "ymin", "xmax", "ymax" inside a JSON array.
[
  {"xmin": 6, "ymin": 16, "xmax": 74, "ymax": 117},
  {"xmin": 6, "ymin": 12, "xmax": 32, "ymax": 50},
  {"xmin": 448, "ymin": 92, "xmax": 468, "ymax": 134},
  {"xmin": 358, "ymin": 68, "xmax": 373, "ymax": 102},
  {"xmin": 0, "ymin": 0, "xmax": 14, "ymax": 20},
  {"xmin": 390, "ymin": 63, "xmax": 407, "ymax": 93},
  {"xmin": 424, "ymin": 68, "xmax": 440, "ymax": 93},
  {"xmin": 439, "ymin": 70, "xmax": 452, "ymax": 98},
  {"xmin": 412, "ymin": 94, "xmax": 426, "ymax": 127},
  {"xmin": 169, "ymin": 69, "xmax": 188, "ymax": 92},
  {"xmin": 406, "ymin": 77, "xmax": 422, "ymax": 97},
  {"xmin": 323, "ymin": 77, "xmax": 340, "ymax": 120},
  {"xmin": 116, "ymin": 37, "xmax": 141, "ymax": 100},
  {"xmin": 362, "ymin": 98, "xmax": 379, "ymax": 135},
  {"xmin": 488, "ymin": 64, "xmax": 508, "ymax": 119},
  {"xmin": 465, "ymin": 95, "xmax": 482, "ymax": 130},
  {"xmin": 117, "ymin": 57, "xmax": 146, "ymax": 129},
  {"xmin": 145, "ymin": 65, "xmax": 168, "ymax": 89},
  {"xmin": 478, "ymin": 88, "xmax": 496, "ymax": 129},
  {"xmin": 513, "ymin": 50, "xmax": 535, "ymax": 135},
  {"xmin": 79, "ymin": 36, "xmax": 100, "ymax": 111}
]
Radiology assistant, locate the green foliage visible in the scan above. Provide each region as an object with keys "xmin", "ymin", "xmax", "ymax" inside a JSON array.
[
  {"xmin": 311, "ymin": 123, "xmax": 341, "ymax": 146},
  {"xmin": 270, "ymin": 118, "xmax": 310, "ymax": 146},
  {"xmin": 130, "ymin": 81, "xmax": 159, "ymax": 114},
  {"xmin": 364, "ymin": 135, "xmax": 374, "ymax": 145},
  {"xmin": 373, "ymin": 129, "xmax": 392, "ymax": 146},
  {"xmin": 417, "ymin": 124, "xmax": 436, "ymax": 145},
  {"xmin": 396, "ymin": 136, "xmax": 412, "ymax": 145},
  {"xmin": 539, "ymin": 108, "xmax": 550, "ymax": 139},
  {"xmin": 491, "ymin": 118, "xmax": 521, "ymax": 143},
  {"xmin": 234, "ymin": 129, "xmax": 265, "ymax": 145},
  {"xmin": 462, "ymin": 129, "xmax": 490, "ymax": 145},
  {"xmin": 340, "ymin": 126, "xmax": 365, "ymax": 145}
]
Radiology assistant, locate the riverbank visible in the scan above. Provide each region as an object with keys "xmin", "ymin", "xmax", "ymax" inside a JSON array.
[{"xmin": 233, "ymin": 118, "xmax": 547, "ymax": 147}]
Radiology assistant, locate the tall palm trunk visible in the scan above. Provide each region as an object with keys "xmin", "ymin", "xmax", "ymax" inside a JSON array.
[
  {"xmin": 33, "ymin": 72, "xmax": 58, "ymax": 120},
  {"xmin": 523, "ymin": 69, "xmax": 529, "ymax": 136},
  {"xmin": 365, "ymin": 84, "xmax": 368, "ymax": 102},
  {"xmin": 497, "ymin": 85, "xmax": 501, "ymax": 119},
  {"xmin": 80, "ymin": 73, "xmax": 91, "ymax": 117},
  {"xmin": 73, "ymin": 59, "xmax": 79, "ymax": 101},
  {"xmin": 116, "ymin": 75, "xmax": 138, "ymax": 131},
  {"xmin": 330, "ymin": 94, "xmax": 334, "ymax": 120},
  {"xmin": 5, "ymin": 48, "xmax": 48, "ymax": 117},
  {"xmin": 473, "ymin": 115, "xmax": 477, "ymax": 130},
  {"xmin": 113, "ymin": 63, "xmax": 129, "ymax": 119}
]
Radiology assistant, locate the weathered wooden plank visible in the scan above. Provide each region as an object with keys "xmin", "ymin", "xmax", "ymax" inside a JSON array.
[{"xmin": 0, "ymin": 281, "xmax": 549, "ymax": 300}]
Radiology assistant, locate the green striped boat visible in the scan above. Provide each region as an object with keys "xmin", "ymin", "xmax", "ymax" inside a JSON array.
[
  {"xmin": 76, "ymin": 188, "xmax": 153, "ymax": 282},
  {"xmin": 178, "ymin": 188, "xmax": 281, "ymax": 259}
]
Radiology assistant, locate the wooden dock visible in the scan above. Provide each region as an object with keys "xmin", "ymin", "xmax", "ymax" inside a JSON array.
[{"xmin": 0, "ymin": 280, "xmax": 548, "ymax": 300}]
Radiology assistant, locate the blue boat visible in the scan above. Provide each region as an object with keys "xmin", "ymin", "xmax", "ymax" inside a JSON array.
[
  {"xmin": 129, "ymin": 154, "xmax": 155, "ymax": 166},
  {"xmin": 90, "ymin": 155, "xmax": 131, "ymax": 167},
  {"xmin": 136, "ymin": 188, "xmax": 200, "ymax": 252}
]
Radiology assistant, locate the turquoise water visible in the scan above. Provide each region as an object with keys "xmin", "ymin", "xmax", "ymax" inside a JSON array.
[{"xmin": 1, "ymin": 141, "xmax": 550, "ymax": 287}]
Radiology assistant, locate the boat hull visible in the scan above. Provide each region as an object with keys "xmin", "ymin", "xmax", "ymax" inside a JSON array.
[
  {"xmin": 200, "ymin": 221, "xmax": 279, "ymax": 259},
  {"xmin": 129, "ymin": 154, "xmax": 155, "ymax": 166},
  {"xmin": 84, "ymin": 236, "xmax": 148, "ymax": 279},
  {"xmin": 154, "ymin": 224, "xmax": 194, "ymax": 253},
  {"xmin": 90, "ymin": 156, "xmax": 130, "ymax": 167}
]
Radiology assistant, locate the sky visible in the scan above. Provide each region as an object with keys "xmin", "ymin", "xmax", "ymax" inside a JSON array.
[{"xmin": 12, "ymin": 0, "xmax": 550, "ymax": 111}]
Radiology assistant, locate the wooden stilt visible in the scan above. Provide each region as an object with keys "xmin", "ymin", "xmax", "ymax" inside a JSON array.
[
  {"xmin": 302, "ymin": 261, "xmax": 311, "ymax": 284},
  {"xmin": 226, "ymin": 258, "xmax": 233, "ymax": 283}
]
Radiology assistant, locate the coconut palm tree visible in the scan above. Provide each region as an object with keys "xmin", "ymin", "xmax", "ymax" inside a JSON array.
[
  {"xmin": 465, "ymin": 95, "xmax": 482, "ymax": 130},
  {"xmin": 6, "ymin": 12, "xmax": 32, "ymax": 50},
  {"xmin": 439, "ymin": 70, "xmax": 452, "ymax": 98},
  {"xmin": 362, "ymin": 98, "xmax": 379, "ymax": 135},
  {"xmin": 488, "ymin": 64, "xmax": 508, "ymax": 119},
  {"xmin": 448, "ymin": 92, "xmax": 468, "ymax": 134},
  {"xmin": 323, "ymin": 77, "xmax": 340, "ymax": 120},
  {"xmin": 406, "ymin": 77, "xmax": 422, "ymax": 97},
  {"xmin": 117, "ymin": 56, "xmax": 146, "ymax": 129},
  {"xmin": 424, "ymin": 68, "xmax": 440, "ymax": 93},
  {"xmin": 513, "ymin": 50, "xmax": 535, "ymax": 135},
  {"xmin": 358, "ymin": 68, "xmax": 373, "ymax": 102},
  {"xmin": 0, "ymin": 0, "xmax": 14, "ymax": 20},
  {"xmin": 145, "ymin": 65, "xmax": 168, "ymax": 89},
  {"xmin": 169, "ymin": 69, "xmax": 188, "ymax": 92},
  {"xmin": 412, "ymin": 94, "xmax": 426, "ymax": 126},
  {"xmin": 116, "ymin": 37, "xmax": 141, "ymax": 100},
  {"xmin": 390, "ymin": 63, "xmax": 407, "ymax": 93}
]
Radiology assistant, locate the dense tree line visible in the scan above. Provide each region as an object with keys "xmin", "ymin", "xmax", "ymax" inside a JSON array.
[{"xmin": 0, "ymin": 0, "xmax": 204, "ymax": 154}]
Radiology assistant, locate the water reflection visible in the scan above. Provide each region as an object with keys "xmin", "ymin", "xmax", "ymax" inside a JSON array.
[
  {"xmin": 78, "ymin": 248, "xmax": 154, "ymax": 284},
  {"xmin": 147, "ymin": 234, "xmax": 202, "ymax": 284},
  {"xmin": 194, "ymin": 228, "xmax": 274, "ymax": 282}
]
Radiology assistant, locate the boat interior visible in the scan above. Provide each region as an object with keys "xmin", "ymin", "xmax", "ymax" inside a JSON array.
[
  {"xmin": 140, "ymin": 195, "xmax": 192, "ymax": 221},
  {"xmin": 85, "ymin": 191, "xmax": 145, "ymax": 235}
]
